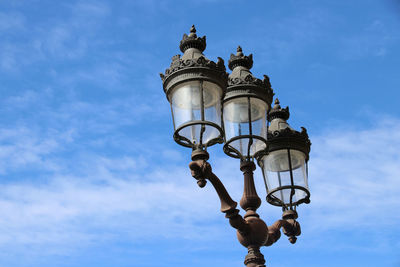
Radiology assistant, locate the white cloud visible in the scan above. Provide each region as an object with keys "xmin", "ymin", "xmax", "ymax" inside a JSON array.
[
  {"xmin": 0, "ymin": 116, "xmax": 399, "ymax": 257},
  {"xmin": 0, "ymin": 1, "xmax": 112, "ymax": 73},
  {"xmin": 0, "ymin": 127, "xmax": 74, "ymax": 174},
  {"xmin": 300, "ymin": 117, "xmax": 400, "ymax": 250},
  {"xmin": 339, "ymin": 19, "xmax": 399, "ymax": 60}
]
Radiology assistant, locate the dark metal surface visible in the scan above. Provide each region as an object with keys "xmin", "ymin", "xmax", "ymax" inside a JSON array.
[
  {"xmin": 188, "ymin": 158, "xmax": 250, "ymax": 233},
  {"xmin": 223, "ymin": 135, "xmax": 267, "ymax": 159},
  {"xmin": 265, "ymin": 210, "xmax": 301, "ymax": 246},
  {"xmin": 265, "ymin": 185, "xmax": 311, "ymax": 207},
  {"xmin": 173, "ymin": 120, "xmax": 224, "ymax": 148}
]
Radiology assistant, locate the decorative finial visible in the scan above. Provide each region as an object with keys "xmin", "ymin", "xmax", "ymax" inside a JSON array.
[
  {"xmin": 179, "ymin": 25, "xmax": 206, "ymax": 53},
  {"xmin": 268, "ymin": 98, "xmax": 289, "ymax": 121},
  {"xmin": 273, "ymin": 98, "xmax": 281, "ymax": 109},
  {"xmin": 189, "ymin": 25, "xmax": 197, "ymax": 37},
  {"xmin": 263, "ymin": 75, "xmax": 272, "ymax": 89},
  {"xmin": 236, "ymin": 46, "xmax": 243, "ymax": 56},
  {"xmin": 228, "ymin": 46, "xmax": 253, "ymax": 70}
]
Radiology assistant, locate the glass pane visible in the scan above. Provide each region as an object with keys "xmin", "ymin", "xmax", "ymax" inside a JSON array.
[
  {"xmin": 294, "ymin": 188, "xmax": 307, "ymax": 204},
  {"xmin": 224, "ymin": 97, "xmax": 266, "ymax": 124},
  {"xmin": 170, "ymin": 81, "xmax": 222, "ymax": 145},
  {"xmin": 292, "ymin": 158, "xmax": 307, "ymax": 188},
  {"xmin": 261, "ymin": 149, "xmax": 308, "ymax": 204},
  {"xmin": 223, "ymin": 97, "xmax": 267, "ymax": 157},
  {"xmin": 271, "ymin": 188, "xmax": 307, "ymax": 205},
  {"xmin": 266, "ymin": 169, "xmax": 291, "ymax": 192},
  {"xmin": 170, "ymin": 81, "xmax": 201, "ymax": 127},
  {"xmin": 177, "ymin": 124, "xmax": 221, "ymax": 145},
  {"xmin": 272, "ymin": 188, "xmax": 291, "ymax": 204},
  {"xmin": 264, "ymin": 149, "xmax": 305, "ymax": 172},
  {"xmin": 203, "ymin": 81, "xmax": 222, "ymax": 128}
]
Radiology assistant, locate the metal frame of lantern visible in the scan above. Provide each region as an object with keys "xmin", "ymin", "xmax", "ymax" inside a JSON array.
[
  {"xmin": 160, "ymin": 25, "xmax": 227, "ymax": 150},
  {"xmin": 222, "ymin": 46, "xmax": 273, "ymax": 160},
  {"xmin": 257, "ymin": 99, "xmax": 311, "ymax": 210},
  {"xmin": 160, "ymin": 26, "xmax": 312, "ymax": 267}
]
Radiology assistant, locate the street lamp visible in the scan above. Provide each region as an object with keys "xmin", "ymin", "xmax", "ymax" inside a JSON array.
[{"xmin": 160, "ymin": 26, "xmax": 312, "ymax": 267}]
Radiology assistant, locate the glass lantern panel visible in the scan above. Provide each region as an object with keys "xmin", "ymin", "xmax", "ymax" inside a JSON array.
[
  {"xmin": 270, "ymin": 188, "xmax": 306, "ymax": 206},
  {"xmin": 170, "ymin": 80, "xmax": 222, "ymax": 145},
  {"xmin": 223, "ymin": 97, "xmax": 267, "ymax": 156},
  {"xmin": 262, "ymin": 149, "xmax": 308, "ymax": 205},
  {"xmin": 203, "ymin": 81, "xmax": 222, "ymax": 142},
  {"xmin": 265, "ymin": 169, "xmax": 291, "ymax": 194}
]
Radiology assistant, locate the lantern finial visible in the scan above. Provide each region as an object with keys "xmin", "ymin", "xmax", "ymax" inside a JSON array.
[
  {"xmin": 236, "ymin": 46, "xmax": 244, "ymax": 56},
  {"xmin": 180, "ymin": 25, "xmax": 206, "ymax": 53},
  {"xmin": 189, "ymin": 24, "xmax": 197, "ymax": 37},
  {"xmin": 268, "ymin": 98, "xmax": 290, "ymax": 122},
  {"xmin": 273, "ymin": 98, "xmax": 281, "ymax": 109},
  {"xmin": 228, "ymin": 46, "xmax": 253, "ymax": 70}
]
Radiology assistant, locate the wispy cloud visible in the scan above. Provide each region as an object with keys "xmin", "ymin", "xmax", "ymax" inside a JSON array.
[
  {"xmin": 339, "ymin": 19, "xmax": 398, "ymax": 59},
  {"xmin": 301, "ymin": 117, "xmax": 400, "ymax": 251},
  {"xmin": 0, "ymin": 127, "xmax": 74, "ymax": 175},
  {"xmin": 0, "ymin": 1, "xmax": 112, "ymax": 72},
  {"xmin": 0, "ymin": 115, "xmax": 399, "ymax": 258}
]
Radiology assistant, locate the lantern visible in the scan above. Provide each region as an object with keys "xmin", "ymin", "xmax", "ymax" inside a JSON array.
[
  {"xmin": 160, "ymin": 26, "xmax": 227, "ymax": 150},
  {"xmin": 222, "ymin": 46, "xmax": 273, "ymax": 161},
  {"xmin": 258, "ymin": 99, "xmax": 311, "ymax": 210}
]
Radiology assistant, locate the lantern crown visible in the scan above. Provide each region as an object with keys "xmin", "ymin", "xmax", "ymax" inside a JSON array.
[
  {"xmin": 160, "ymin": 26, "xmax": 227, "ymax": 97},
  {"xmin": 228, "ymin": 46, "xmax": 253, "ymax": 70},
  {"xmin": 179, "ymin": 25, "xmax": 206, "ymax": 53},
  {"xmin": 225, "ymin": 46, "xmax": 273, "ymax": 106},
  {"xmin": 266, "ymin": 99, "xmax": 311, "ymax": 160},
  {"xmin": 268, "ymin": 98, "xmax": 290, "ymax": 122}
]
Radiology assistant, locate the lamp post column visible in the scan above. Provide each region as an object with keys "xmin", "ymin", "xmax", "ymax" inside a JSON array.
[{"xmin": 238, "ymin": 161, "xmax": 267, "ymax": 267}]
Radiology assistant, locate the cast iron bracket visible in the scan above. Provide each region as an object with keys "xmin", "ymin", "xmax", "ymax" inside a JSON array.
[{"xmin": 188, "ymin": 150, "xmax": 301, "ymax": 267}]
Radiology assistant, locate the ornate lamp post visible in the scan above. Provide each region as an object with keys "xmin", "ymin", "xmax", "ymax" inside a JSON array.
[{"xmin": 160, "ymin": 26, "xmax": 311, "ymax": 267}]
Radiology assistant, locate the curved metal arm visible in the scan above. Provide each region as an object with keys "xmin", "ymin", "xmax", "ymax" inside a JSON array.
[
  {"xmin": 189, "ymin": 159, "xmax": 250, "ymax": 234},
  {"xmin": 265, "ymin": 218, "xmax": 301, "ymax": 246},
  {"xmin": 188, "ymin": 154, "xmax": 299, "ymax": 267}
]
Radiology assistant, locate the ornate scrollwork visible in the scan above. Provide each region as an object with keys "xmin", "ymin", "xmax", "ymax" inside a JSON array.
[
  {"xmin": 267, "ymin": 126, "xmax": 311, "ymax": 157},
  {"xmin": 225, "ymin": 47, "xmax": 274, "ymax": 105},
  {"xmin": 268, "ymin": 127, "xmax": 309, "ymax": 140},
  {"xmin": 228, "ymin": 46, "xmax": 253, "ymax": 70},
  {"xmin": 160, "ymin": 55, "xmax": 227, "ymax": 83},
  {"xmin": 228, "ymin": 74, "xmax": 266, "ymax": 87}
]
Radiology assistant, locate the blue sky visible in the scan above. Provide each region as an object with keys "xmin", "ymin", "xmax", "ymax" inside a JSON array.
[{"xmin": 0, "ymin": 0, "xmax": 399, "ymax": 266}]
